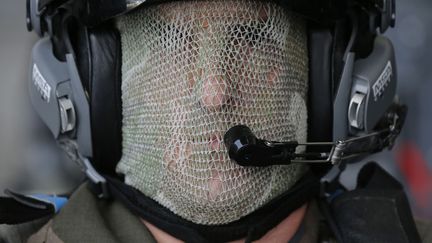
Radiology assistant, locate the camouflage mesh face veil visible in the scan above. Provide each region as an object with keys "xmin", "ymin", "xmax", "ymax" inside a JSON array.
[{"xmin": 116, "ymin": 0, "xmax": 309, "ymax": 225}]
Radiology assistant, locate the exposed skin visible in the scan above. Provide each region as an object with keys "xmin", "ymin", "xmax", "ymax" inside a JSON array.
[{"xmin": 142, "ymin": 203, "xmax": 307, "ymax": 243}]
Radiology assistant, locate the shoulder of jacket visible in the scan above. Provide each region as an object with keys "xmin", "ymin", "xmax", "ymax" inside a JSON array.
[
  {"xmin": 415, "ymin": 218, "xmax": 432, "ymax": 243},
  {"xmin": 27, "ymin": 219, "xmax": 64, "ymax": 243},
  {"xmin": 0, "ymin": 216, "xmax": 52, "ymax": 243}
]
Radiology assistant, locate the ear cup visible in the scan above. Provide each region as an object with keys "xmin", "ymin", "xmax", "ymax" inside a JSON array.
[
  {"xmin": 73, "ymin": 23, "xmax": 123, "ymax": 177},
  {"xmin": 307, "ymin": 27, "xmax": 333, "ymax": 144},
  {"xmin": 307, "ymin": 27, "xmax": 334, "ymax": 176}
]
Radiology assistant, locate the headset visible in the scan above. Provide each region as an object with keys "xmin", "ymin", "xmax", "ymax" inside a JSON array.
[
  {"xmin": 1, "ymin": 0, "xmax": 413, "ymax": 241},
  {"xmin": 26, "ymin": 0, "xmax": 405, "ymax": 199}
]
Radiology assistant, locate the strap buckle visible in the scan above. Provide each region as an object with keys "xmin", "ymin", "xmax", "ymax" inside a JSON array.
[{"xmin": 58, "ymin": 139, "xmax": 110, "ymax": 199}]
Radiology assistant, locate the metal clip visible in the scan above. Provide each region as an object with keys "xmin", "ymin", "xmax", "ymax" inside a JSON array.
[
  {"xmin": 59, "ymin": 97, "xmax": 76, "ymax": 133},
  {"xmin": 57, "ymin": 139, "xmax": 109, "ymax": 199},
  {"xmin": 292, "ymin": 103, "xmax": 406, "ymax": 165},
  {"xmin": 348, "ymin": 92, "xmax": 366, "ymax": 130}
]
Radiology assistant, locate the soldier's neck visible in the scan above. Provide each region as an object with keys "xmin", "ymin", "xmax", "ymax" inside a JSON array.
[{"xmin": 141, "ymin": 203, "xmax": 307, "ymax": 243}]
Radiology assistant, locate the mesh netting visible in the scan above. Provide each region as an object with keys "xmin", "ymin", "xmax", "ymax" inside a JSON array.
[{"xmin": 116, "ymin": 0, "xmax": 309, "ymax": 225}]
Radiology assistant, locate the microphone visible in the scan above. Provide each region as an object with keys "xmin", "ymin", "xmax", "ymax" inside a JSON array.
[
  {"xmin": 223, "ymin": 125, "xmax": 300, "ymax": 167},
  {"xmin": 223, "ymin": 105, "xmax": 406, "ymax": 167}
]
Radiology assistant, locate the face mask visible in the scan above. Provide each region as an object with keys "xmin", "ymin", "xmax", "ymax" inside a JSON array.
[{"xmin": 117, "ymin": 0, "xmax": 309, "ymax": 225}]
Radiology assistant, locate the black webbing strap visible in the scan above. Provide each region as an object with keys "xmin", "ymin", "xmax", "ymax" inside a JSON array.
[{"xmin": 0, "ymin": 190, "xmax": 55, "ymax": 225}]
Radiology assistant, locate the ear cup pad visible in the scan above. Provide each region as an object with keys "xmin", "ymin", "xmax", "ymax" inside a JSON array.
[
  {"xmin": 307, "ymin": 27, "xmax": 333, "ymax": 144},
  {"xmin": 307, "ymin": 27, "xmax": 334, "ymax": 176},
  {"xmin": 74, "ymin": 23, "xmax": 122, "ymax": 176}
]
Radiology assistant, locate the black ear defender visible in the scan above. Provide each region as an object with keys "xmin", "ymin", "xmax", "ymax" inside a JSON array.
[
  {"xmin": 225, "ymin": 0, "xmax": 405, "ymax": 171},
  {"xmin": 333, "ymin": 35, "xmax": 398, "ymax": 141},
  {"xmin": 26, "ymin": 0, "xmax": 123, "ymax": 198},
  {"xmin": 27, "ymin": 0, "xmax": 94, "ymax": 157},
  {"xmin": 348, "ymin": 36, "xmax": 396, "ymax": 133},
  {"xmin": 29, "ymin": 37, "xmax": 93, "ymax": 158},
  {"xmin": 28, "ymin": 31, "xmax": 108, "ymax": 196}
]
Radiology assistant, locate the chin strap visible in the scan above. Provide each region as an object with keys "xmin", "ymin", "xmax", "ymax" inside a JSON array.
[{"xmin": 0, "ymin": 190, "xmax": 68, "ymax": 225}]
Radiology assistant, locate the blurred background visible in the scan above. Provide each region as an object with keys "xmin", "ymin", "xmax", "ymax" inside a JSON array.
[
  {"xmin": 0, "ymin": 0, "xmax": 431, "ymax": 219},
  {"xmin": 0, "ymin": 1, "xmax": 83, "ymax": 195}
]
